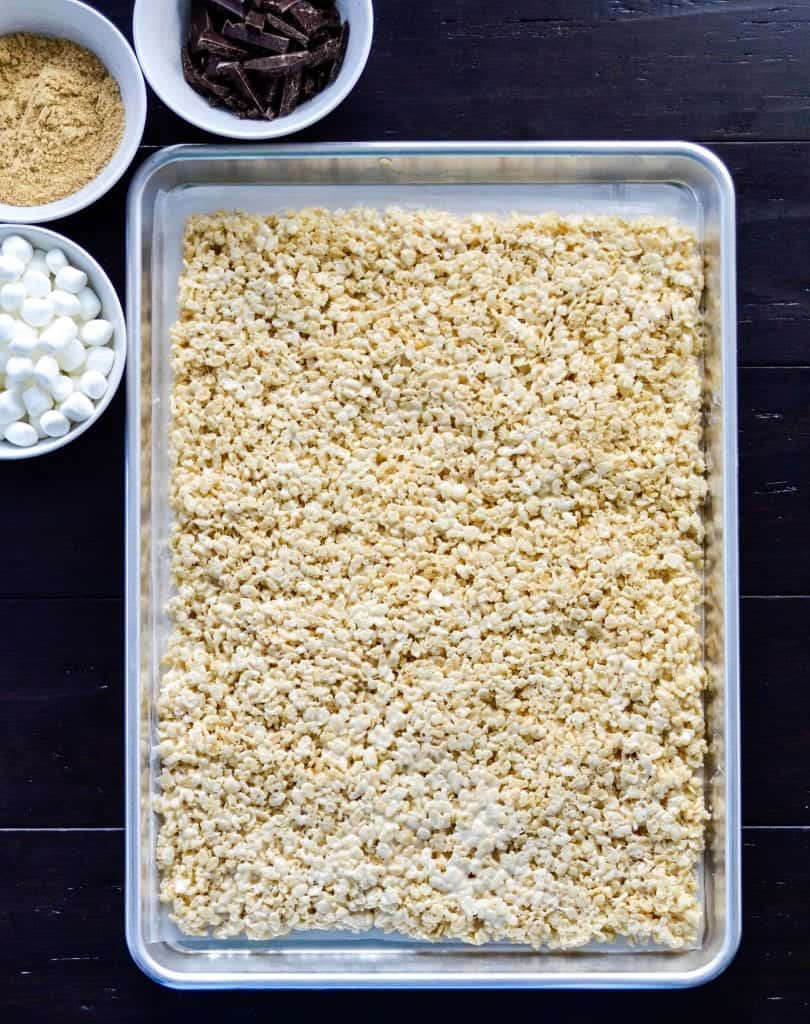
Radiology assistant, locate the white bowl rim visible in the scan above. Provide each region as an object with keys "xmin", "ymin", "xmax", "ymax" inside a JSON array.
[
  {"xmin": 0, "ymin": 223, "xmax": 126, "ymax": 461},
  {"xmin": 132, "ymin": 0, "xmax": 374, "ymax": 141},
  {"xmin": 0, "ymin": 0, "xmax": 147, "ymax": 224}
]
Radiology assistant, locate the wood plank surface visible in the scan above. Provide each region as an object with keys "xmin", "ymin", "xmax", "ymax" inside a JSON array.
[
  {"xmin": 717, "ymin": 143, "xmax": 810, "ymax": 368},
  {"xmin": 740, "ymin": 369, "xmax": 810, "ymax": 596},
  {"xmin": 0, "ymin": 389, "xmax": 124, "ymax": 599},
  {"xmin": 741, "ymin": 599, "xmax": 810, "ymax": 823},
  {"xmin": 0, "ymin": 601, "xmax": 122, "ymax": 827},
  {"xmin": 2, "ymin": 0, "xmax": 809, "ymax": 1014}
]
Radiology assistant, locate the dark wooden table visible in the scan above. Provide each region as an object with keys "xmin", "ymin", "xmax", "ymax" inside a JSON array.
[{"xmin": 2, "ymin": 1, "xmax": 808, "ymax": 1020}]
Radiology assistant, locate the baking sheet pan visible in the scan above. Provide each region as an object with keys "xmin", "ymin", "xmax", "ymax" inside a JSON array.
[{"xmin": 126, "ymin": 142, "xmax": 740, "ymax": 988}]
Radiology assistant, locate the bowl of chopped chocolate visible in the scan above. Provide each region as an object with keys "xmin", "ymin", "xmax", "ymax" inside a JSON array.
[{"xmin": 133, "ymin": 0, "xmax": 373, "ymax": 139}]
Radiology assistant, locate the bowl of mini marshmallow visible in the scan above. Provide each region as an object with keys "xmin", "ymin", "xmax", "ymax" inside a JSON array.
[{"xmin": 0, "ymin": 224, "xmax": 125, "ymax": 459}]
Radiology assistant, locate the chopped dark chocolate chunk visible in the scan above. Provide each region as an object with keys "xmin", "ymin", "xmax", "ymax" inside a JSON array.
[
  {"xmin": 262, "ymin": 0, "xmax": 299, "ymax": 13},
  {"xmin": 188, "ymin": 4, "xmax": 213, "ymax": 52},
  {"xmin": 315, "ymin": 64, "xmax": 330, "ymax": 91},
  {"xmin": 197, "ymin": 29, "xmax": 253, "ymax": 60},
  {"xmin": 206, "ymin": 0, "xmax": 246, "ymax": 17},
  {"xmin": 322, "ymin": 59, "xmax": 337, "ymax": 86},
  {"xmin": 307, "ymin": 36, "xmax": 340, "ymax": 67},
  {"xmin": 184, "ymin": 0, "xmax": 348, "ymax": 121},
  {"xmin": 222, "ymin": 21, "xmax": 290, "ymax": 53},
  {"xmin": 278, "ymin": 69, "xmax": 302, "ymax": 116},
  {"xmin": 243, "ymin": 50, "xmax": 310, "ymax": 72},
  {"xmin": 204, "ymin": 56, "xmax": 227, "ymax": 77},
  {"xmin": 245, "ymin": 9, "xmax": 266, "ymax": 29},
  {"xmin": 328, "ymin": 21, "xmax": 349, "ymax": 83},
  {"xmin": 287, "ymin": 1, "xmax": 325, "ymax": 34},
  {"xmin": 182, "ymin": 47, "xmax": 234, "ymax": 102},
  {"xmin": 264, "ymin": 75, "xmax": 284, "ymax": 110},
  {"xmin": 311, "ymin": 10, "xmax": 340, "ymax": 33},
  {"xmin": 301, "ymin": 72, "xmax": 318, "ymax": 101},
  {"xmin": 220, "ymin": 61, "xmax": 266, "ymax": 113},
  {"xmin": 308, "ymin": 25, "xmax": 329, "ymax": 47},
  {"xmin": 262, "ymin": 10, "xmax": 310, "ymax": 47},
  {"xmin": 181, "ymin": 45, "xmax": 196, "ymax": 79}
]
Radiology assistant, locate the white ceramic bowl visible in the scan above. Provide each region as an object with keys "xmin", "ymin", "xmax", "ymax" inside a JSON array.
[
  {"xmin": 0, "ymin": 225, "xmax": 126, "ymax": 461},
  {"xmin": 133, "ymin": 0, "xmax": 373, "ymax": 140},
  {"xmin": 0, "ymin": 0, "xmax": 147, "ymax": 225}
]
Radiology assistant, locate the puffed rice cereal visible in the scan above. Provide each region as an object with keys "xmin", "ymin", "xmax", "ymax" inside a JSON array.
[{"xmin": 158, "ymin": 207, "xmax": 708, "ymax": 950}]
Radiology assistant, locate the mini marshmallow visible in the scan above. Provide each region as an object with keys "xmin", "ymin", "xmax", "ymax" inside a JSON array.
[
  {"xmin": 39, "ymin": 317, "xmax": 78, "ymax": 354},
  {"xmin": 85, "ymin": 346, "xmax": 115, "ymax": 377},
  {"xmin": 0, "ymin": 255, "xmax": 25, "ymax": 283},
  {"xmin": 77, "ymin": 287, "xmax": 102, "ymax": 321},
  {"xmin": 49, "ymin": 374, "xmax": 75, "ymax": 403},
  {"xmin": 21, "ymin": 296, "xmax": 54, "ymax": 328},
  {"xmin": 8, "ymin": 323, "xmax": 39, "ymax": 356},
  {"xmin": 1, "ymin": 235, "xmax": 33, "ymax": 265},
  {"xmin": 45, "ymin": 249, "xmax": 69, "ymax": 275},
  {"xmin": 5, "ymin": 356, "xmax": 34, "ymax": 386},
  {"xmin": 54, "ymin": 266, "xmax": 87, "ymax": 294},
  {"xmin": 27, "ymin": 252, "xmax": 50, "ymax": 278},
  {"xmin": 22, "ymin": 269, "xmax": 51, "ymax": 299},
  {"xmin": 1, "ymin": 283, "xmax": 26, "ymax": 313},
  {"xmin": 39, "ymin": 409, "xmax": 70, "ymax": 438},
  {"xmin": 0, "ymin": 313, "xmax": 14, "ymax": 343},
  {"xmin": 0, "ymin": 389, "xmax": 25, "ymax": 425},
  {"xmin": 4, "ymin": 420, "xmax": 38, "ymax": 447},
  {"xmin": 50, "ymin": 289, "xmax": 82, "ymax": 318},
  {"xmin": 0, "ymin": 349, "xmax": 9, "ymax": 374},
  {"xmin": 60, "ymin": 391, "xmax": 94, "ymax": 422},
  {"xmin": 81, "ymin": 319, "xmax": 113, "ymax": 347},
  {"xmin": 33, "ymin": 355, "xmax": 61, "ymax": 389},
  {"xmin": 79, "ymin": 369, "xmax": 108, "ymax": 400},
  {"xmin": 22, "ymin": 384, "xmax": 53, "ymax": 419},
  {"xmin": 56, "ymin": 337, "xmax": 86, "ymax": 373}
]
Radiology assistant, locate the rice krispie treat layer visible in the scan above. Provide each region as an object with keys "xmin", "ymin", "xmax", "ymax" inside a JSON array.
[{"xmin": 159, "ymin": 208, "xmax": 707, "ymax": 949}]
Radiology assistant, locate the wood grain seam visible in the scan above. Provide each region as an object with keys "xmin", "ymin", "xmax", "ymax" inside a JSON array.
[{"xmin": 0, "ymin": 827, "xmax": 124, "ymax": 833}]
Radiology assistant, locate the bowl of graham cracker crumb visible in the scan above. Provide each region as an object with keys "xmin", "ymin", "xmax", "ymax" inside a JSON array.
[{"xmin": 0, "ymin": 0, "xmax": 146, "ymax": 223}]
